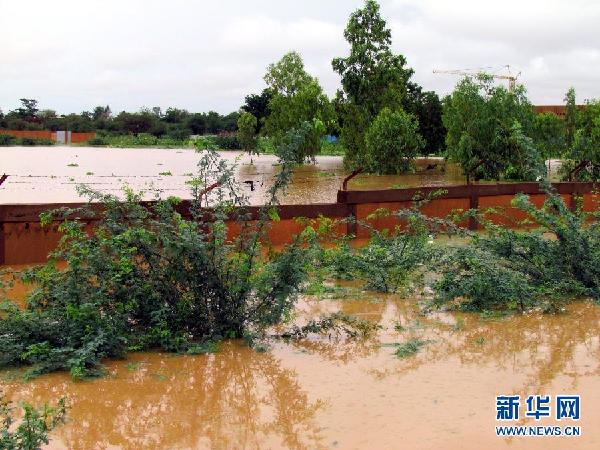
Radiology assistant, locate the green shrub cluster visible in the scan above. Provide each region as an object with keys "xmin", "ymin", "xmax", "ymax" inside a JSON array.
[
  {"xmin": 0, "ymin": 394, "xmax": 67, "ymax": 450},
  {"xmin": 0, "ymin": 146, "xmax": 312, "ymax": 379},
  {"xmin": 213, "ymin": 133, "xmax": 241, "ymax": 150},
  {"xmin": 0, "ymin": 135, "xmax": 55, "ymax": 146},
  {"xmin": 192, "ymin": 134, "xmax": 241, "ymax": 151},
  {"xmin": 93, "ymin": 133, "xmax": 188, "ymax": 148},
  {"xmin": 434, "ymin": 188, "xmax": 600, "ymax": 312}
]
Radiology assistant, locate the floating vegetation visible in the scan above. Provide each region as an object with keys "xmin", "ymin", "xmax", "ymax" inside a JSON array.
[
  {"xmin": 283, "ymin": 312, "xmax": 380, "ymax": 339},
  {"xmin": 391, "ymin": 338, "xmax": 428, "ymax": 358}
]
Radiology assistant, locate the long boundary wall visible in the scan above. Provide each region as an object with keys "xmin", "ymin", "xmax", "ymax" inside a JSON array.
[
  {"xmin": 1, "ymin": 182, "xmax": 599, "ymax": 265},
  {"xmin": 0, "ymin": 130, "xmax": 96, "ymax": 144}
]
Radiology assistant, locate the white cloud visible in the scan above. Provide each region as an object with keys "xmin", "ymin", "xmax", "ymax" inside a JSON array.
[{"xmin": 0, "ymin": 0, "xmax": 598, "ymax": 113}]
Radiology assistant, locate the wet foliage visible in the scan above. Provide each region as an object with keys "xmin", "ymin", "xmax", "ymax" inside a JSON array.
[
  {"xmin": 0, "ymin": 145, "xmax": 313, "ymax": 379},
  {"xmin": 0, "ymin": 394, "xmax": 67, "ymax": 450},
  {"xmin": 434, "ymin": 187, "xmax": 600, "ymax": 312},
  {"xmin": 390, "ymin": 338, "xmax": 428, "ymax": 358},
  {"xmin": 283, "ymin": 312, "xmax": 381, "ymax": 339}
]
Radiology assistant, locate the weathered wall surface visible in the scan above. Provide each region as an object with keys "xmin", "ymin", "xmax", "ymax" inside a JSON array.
[
  {"xmin": 0, "ymin": 130, "xmax": 96, "ymax": 143},
  {"xmin": 1, "ymin": 183, "xmax": 599, "ymax": 265}
]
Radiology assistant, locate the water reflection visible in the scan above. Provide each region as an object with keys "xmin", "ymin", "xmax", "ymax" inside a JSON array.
[
  {"xmin": 3, "ymin": 343, "xmax": 326, "ymax": 450},
  {"xmin": 2, "ymin": 288, "xmax": 599, "ymax": 449}
]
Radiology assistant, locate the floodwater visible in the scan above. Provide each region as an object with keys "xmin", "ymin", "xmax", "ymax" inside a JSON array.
[
  {"xmin": 1, "ymin": 273, "xmax": 599, "ymax": 449},
  {"xmin": 0, "ymin": 146, "xmax": 465, "ymax": 205}
]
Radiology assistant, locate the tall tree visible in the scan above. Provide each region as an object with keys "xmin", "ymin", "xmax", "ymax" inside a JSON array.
[
  {"xmin": 14, "ymin": 98, "xmax": 39, "ymax": 122},
  {"xmin": 332, "ymin": 0, "xmax": 413, "ymax": 169},
  {"xmin": 263, "ymin": 51, "xmax": 334, "ymax": 158},
  {"xmin": 566, "ymin": 99, "xmax": 600, "ymax": 181},
  {"xmin": 237, "ymin": 112, "xmax": 259, "ymax": 162},
  {"xmin": 403, "ymin": 82, "xmax": 446, "ymax": 154},
  {"xmin": 532, "ymin": 112, "xmax": 566, "ymax": 164},
  {"xmin": 564, "ymin": 87, "xmax": 579, "ymax": 150}
]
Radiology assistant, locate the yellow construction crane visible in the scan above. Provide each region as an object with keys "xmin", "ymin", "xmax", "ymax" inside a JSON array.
[{"xmin": 433, "ymin": 65, "xmax": 521, "ymax": 92}]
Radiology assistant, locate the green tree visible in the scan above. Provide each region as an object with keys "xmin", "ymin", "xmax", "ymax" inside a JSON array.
[
  {"xmin": 564, "ymin": 87, "xmax": 579, "ymax": 149},
  {"xmin": 566, "ymin": 99, "xmax": 600, "ymax": 181},
  {"xmin": 92, "ymin": 105, "xmax": 112, "ymax": 130},
  {"xmin": 263, "ymin": 51, "xmax": 334, "ymax": 159},
  {"xmin": 365, "ymin": 108, "xmax": 424, "ymax": 174},
  {"xmin": 275, "ymin": 119, "xmax": 326, "ymax": 164},
  {"xmin": 332, "ymin": 0, "xmax": 413, "ymax": 169},
  {"xmin": 443, "ymin": 75, "xmax": 541, "ymax": 182},
  {"xmin": 264, "ymin": 52, "xmax": 312, "ymax": 96},
  {"xmin": 403, "ymin": 83, "xmax": 446, "ymax": 154},
  {"xmin": 531, "ymin": 112, "xmax": 566, "ymax": 174},
  {"xmin": 237, "ymin": 112, "xmax": 259, "ymax": 162},
  {"xmin": 241, "ymin": 89, "xmax": 272, "ymax": 133},
  {"xmin": 15, "ymin": 98, "xmax": 39, "ymax": 122}
]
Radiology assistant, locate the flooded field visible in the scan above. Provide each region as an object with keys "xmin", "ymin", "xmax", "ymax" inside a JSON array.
[
  {"xmin": 0, "ymin": 146, "xmax": 465, "ymax": 205},
  {"xmin": 1, "ymin": 148, "xmax": 591, "ymax": 450},
  {"xmin": 1, "ymin": 270, "xmax": 599, "ymax": 449}
]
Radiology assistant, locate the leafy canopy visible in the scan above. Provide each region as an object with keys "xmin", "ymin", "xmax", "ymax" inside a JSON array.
[
  {"xmin": 237, "ymin": 111, "xmax": 258, "ymax": 158},
  {"xmin": 263, "ymin": 51, "xmax": 334, "ymax": 160},
  {"xmin": 564, "ymin": 98, "xmax": 600, "ymax": 181},
  {"xmin": 365, "ymin": 108, "xmax": 424, "ymax": 174},
  {"xmin": 443, "ymin": 75, "xmax": 542, "ymax": 181},
  {"xmin": 332, "ymin": 0, "xmax": 413, "ymax": 169}
]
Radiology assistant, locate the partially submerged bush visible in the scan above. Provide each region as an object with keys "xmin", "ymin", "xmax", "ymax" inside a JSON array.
[
  {"xmin": 319, "ymin": 201, "xmax": 436, "ymax": 293},
  {"xmin": 0, "ymin": 146, "xmax": 311, "ymax": 378},
  {"xmin": 392, "ymin": 338, "xmax": 428, "ymax": 358},
  {"xmin": 0, "ymin": 135, "xmax": 17, "ymax": 146},
  {"xmin": 0, "ymin": 394, "xmax": 68, "ymax": 450},
  {"xmin": 87, "ymin": 136, "xmax": 108, "ymax": 146},
  {"xmin": 434, "ymin": 187, "xmax": 600, "ymax": 312},
  {"xmin": 0, "ymin": 137, "xmax": 55, "ymax": 146},
  {"xmin": 283, "ymin": 312, "xmax": 381, "ymax": 339}
]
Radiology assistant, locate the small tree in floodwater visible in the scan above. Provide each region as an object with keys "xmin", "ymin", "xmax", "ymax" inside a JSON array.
[
  {"xmin": 0, "ymin": 394, "xmax": 68, "ymax": 450},
  {"xmin": 237, "ymin": 111, "xmax": 259, "ymax": 163},
  {"xmin": 0, "ymin": 135, "xmax": 315, "ymax": 379}
]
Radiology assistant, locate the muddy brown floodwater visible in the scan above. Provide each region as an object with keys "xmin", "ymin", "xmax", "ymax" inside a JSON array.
[
  {"xmin": 0, "ymin": 146, "xmax": 466, "ymax": 205},
  {"xmin": 1, "ymin": 268, "xmax": 599, "ymax": 450},
  {"xmin": 0, "ymin": 148, "xmax": 589, "ymax": 449}
]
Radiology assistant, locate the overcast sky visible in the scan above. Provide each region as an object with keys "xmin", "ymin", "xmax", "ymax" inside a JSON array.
[{"xmin": 1, "ymin": 0, "xmax": 599, "ymax": 114}]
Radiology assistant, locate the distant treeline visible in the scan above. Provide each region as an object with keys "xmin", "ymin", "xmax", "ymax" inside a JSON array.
[{"xmin": 0, "ymin": 99, "xmax": 242, "ymax": 140}]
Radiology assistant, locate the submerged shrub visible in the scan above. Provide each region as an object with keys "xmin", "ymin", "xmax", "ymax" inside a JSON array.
[
  {"xmin": 15, "ymin": 137, "xmax": 55, "ymax": 146},
  {"xmin": 284, "ymin": 312, "xmax": 381, "ymax": 339},
  {"xmin": 0, "ymin": 394, "xmax": 68, "ymax": 450},
  {"xmin": 321, "ymin": 206, "xmax": 433, "ymax": 293},
  {"xmin": 0, "ymin": 135, "xmax": 16, "ymax": 146},
  {"xmin": 392, "ymin": 338, "xmax": 428, "ymax": 358},
  {"xmin": 0, "ymin": 145, "xmax": 311, "ymax": 378},
  {"xmin": 434, "ymin": 186, "xmax": 600, "ymax": 312},
  {"xmin": 87, "ymin": 136, "xmax": 108, "ymax": 146}
]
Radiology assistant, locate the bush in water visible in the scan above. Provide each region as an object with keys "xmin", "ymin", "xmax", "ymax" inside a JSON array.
[
  {"xmin": 0, "ymin": 143, "xmax": 312, "ymax": 379},
  {"xmin": 0, "ymin": 394, "xmax": 68, "ymax": 450},
  {"xmin": 433, "ymin": 186, "xmax": 600, "ymax": 312}
]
